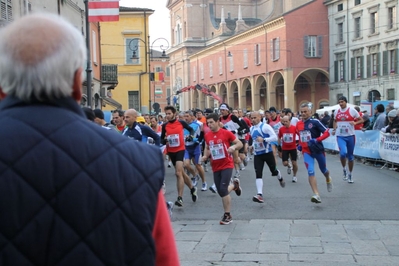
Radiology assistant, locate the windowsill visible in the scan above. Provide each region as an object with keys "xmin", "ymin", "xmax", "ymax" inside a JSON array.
[
  {"xmin": 368, "ymin": 32, "xmax": 380, "ymax": 37},
  {"xmin": 272, "ymin": 59, "xmax": 279, "ymax": 62},
  {"xmin": 210, "ymin": 75, "xmax": 213, "ymax": 78},
  {"xmin": 386, "ymin": 27, "xmax": 398, "ymax": 33},
  {"xmin": 305, "ymin": 56, "xmax": 322, "ymax": 59},
  {"xmin": 230, "ymin": 70, "xmax": 234, "ymax": 73},
  {"xmin": 219, "ymin": 73, "xmax": 223, "ymax": 76},
  {"xmin": 243, "ymin": 66, "xmax": 248, "ymax": 69},
  {"xmin": 255, "ymin": 63, "xmax": 261, "ymax": 66},
  {"xmin": 335, "ymin": 41, "xmax": 345, "ymax": 46},
  {"xmin": 352, "ymin": 36, "xmax": 363, "ymax": 41},
  {"xmin": 93, "ymin": 62, "xmax": 98, "ymax": 66}
]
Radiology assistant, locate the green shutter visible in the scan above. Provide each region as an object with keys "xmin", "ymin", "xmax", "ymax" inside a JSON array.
[
  {"xmin": 334, "ymin": 61, "xmax": 339, "ymax": 82},
  {"xmin": 304, "ymin": 36, "xmax": 309, "ymax": 57},
  {"xmin": 367, "ymin": 55, "xmax": 371, "ymax": 77},
  {"xmin": 383, "ymin": 51, "xmax": 388, "ymax": 75},
  {"xmin": 343, "ymin": 59, "xmax": 346, "ymax": 81},
  {"xmin": 351, "ymin": 57, "xmax": 355, "ymax": 80},
  {"xmin": 317, "ymin": 35, "xmax": 323, "ymax": 57},
  {"xmin": 377, "ymin": 52, "xmax": 381, "ymax": 76},
  {"xmin": 360, "ymin": 56, "xmax": 364, "ymax": 78},
  {"xmin": 396, "ymin": 49, "xmax": 399, "ymax": 74}
]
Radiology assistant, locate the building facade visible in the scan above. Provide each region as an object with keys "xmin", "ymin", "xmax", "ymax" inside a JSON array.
[
  {"xmin": 325, "ymin": 0, "xmax": 399, "ymax": 105},
  {"xmin": 150, "ymin": 50, "xmax": 171, "ymax": 113},
  {"xmin": 1, "ymin": 0, "xmax": 102, "ymax": 108},
  {"xmin": 167, "ymin": 0, "xmax": 330, "ymax": 112},
  {"xmin": 100, "ymin": 7, "xmax": 153, "ymax": 113}
]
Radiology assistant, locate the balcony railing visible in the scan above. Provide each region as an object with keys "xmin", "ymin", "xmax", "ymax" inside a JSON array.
[{"xmin": 101, "ymin": 64, "xmax": 118, "ymax": 84}]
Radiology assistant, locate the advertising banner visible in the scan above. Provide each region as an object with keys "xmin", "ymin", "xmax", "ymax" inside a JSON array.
[{"xmin": 379, "ymin": 132, "xmax": 399, "ymax": 164}]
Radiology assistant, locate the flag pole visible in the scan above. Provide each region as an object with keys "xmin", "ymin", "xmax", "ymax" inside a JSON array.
[{"xmin": 84, "ymin": 0, "xmax": 92, "ymax": 107}]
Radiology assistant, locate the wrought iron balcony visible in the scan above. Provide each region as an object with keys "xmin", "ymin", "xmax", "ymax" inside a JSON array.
[{"xmin": 101, "ymin": 64, "xmax": 118, "ymax": 85}]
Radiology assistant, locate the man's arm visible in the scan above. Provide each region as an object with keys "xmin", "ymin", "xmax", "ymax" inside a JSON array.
[
  {"xmin": 180, "ymin": 120, "xmax": 195, "ymax": 136},
  {"xmin": 142, "ymin": 125, "xmax": 161, "ymax": 146},
  {"xmin": 228, "ymin": 137, "xmax": 243, "ymax": 153},
  {"xmin": 160, "ymin": 123, "xmax": 167, "ymax": 145},
  {"xmin": 261, "ymin": 123, "xmax": 277, "ymax": 143}
]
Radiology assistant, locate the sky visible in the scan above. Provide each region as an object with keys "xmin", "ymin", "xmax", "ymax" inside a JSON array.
[{"xmin": 119, "ymin": 0, "xmax": 171, "ymax": 47}]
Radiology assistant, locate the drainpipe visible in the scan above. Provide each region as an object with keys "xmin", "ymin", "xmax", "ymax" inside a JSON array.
[{"xmin": 346, "ymin": 0, "xmax": 350, "ymax": 100}]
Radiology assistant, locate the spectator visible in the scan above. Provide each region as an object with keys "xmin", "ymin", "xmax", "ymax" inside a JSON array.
[
  {"xmin": 328, "ymin": 110, "xmax": 335, "ymax": 128},
  {"xmin": 0, "ymin": 14, "xmax": 179, "ymax": 265},
  {"xmin": 372, "ymin": 104, "xmax": 386, "ymax": 130},
  {"xmin": 385, "ymin": 105, "xmax": 394, "ymax": 126},
  {"xmin": 320, "ymin": 110, "xmax": 331, "ymax": 127},
  {"xmin": 362, "ymin": 112, "xmax": 371, "ymax": 130},
  {"xmin": 383, "ymin": 109, "xmax": 399, "ymax": 134},
  {"xmin": 93, "ymin": 108, "xmax": 117, "ymax": 131}
]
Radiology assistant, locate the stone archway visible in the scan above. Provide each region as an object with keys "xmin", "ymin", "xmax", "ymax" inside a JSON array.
[
  {"xmin": 229, "ymin": 81, "xmax": 238, "ymax": 107},
  {"xmin": 368, "ymin": 89, "xmax": 381, "ymax": 102},
  {"xmin": 270, "ymin": 72, "xmax": 284, "ymax": 110},
  {"xmin": 193, "ymin": 89, "xmax": 199, "ymax": 109},
  {"xmin": 241, "ymin": 78, "xmax": 252, "ymax": 111},
  {"xmin": 209, "ymin": 85, "xmax": 216, "ymax": 109},
  {"xmin": 255, "ymin": 76, "xmax": 267, "ymax": 111},
  {"xmin": 220, "ymin": 83, "xmax": 227, "ymax": 104}
]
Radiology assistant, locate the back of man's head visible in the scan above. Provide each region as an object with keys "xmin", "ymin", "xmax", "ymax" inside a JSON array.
[{"xmin": 0, "ymin": 13, "xmax": 86, "ymax": 102}]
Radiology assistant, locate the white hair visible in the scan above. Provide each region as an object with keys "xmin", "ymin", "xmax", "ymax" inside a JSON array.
[{"xmin": 0, "ymin": 13, "xmax": 86, "ymax": 102}]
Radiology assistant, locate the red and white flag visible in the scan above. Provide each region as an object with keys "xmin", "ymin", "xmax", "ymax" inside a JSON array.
[{"xmin": 88, "ymin": 0, "xmax": 119, "ymax": 22}]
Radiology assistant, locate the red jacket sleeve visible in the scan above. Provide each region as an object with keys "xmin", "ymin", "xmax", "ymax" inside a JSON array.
[
  {"xmin": 153, "ymin": 192, "xmax": 180, "ymax": 266},
  {"xmin": 316, "ymin": 129, "xmax": 330, "ymax": 142}
]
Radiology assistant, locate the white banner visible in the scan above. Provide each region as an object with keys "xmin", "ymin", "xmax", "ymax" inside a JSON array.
[{"xmin": 379, "ymin": 132, "xmax": 399, "ymax": 164}]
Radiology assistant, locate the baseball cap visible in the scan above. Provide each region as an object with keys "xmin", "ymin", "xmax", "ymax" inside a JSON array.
[
  {"xmin": 93, "ymin": 109, "xmax": 104, "ymax": 119},
  {"xmin": 137, "ymin": 116, "xmax": 146, "ymax": 123},
  {"xmin": 219, "ymin": 103, "xmax": 230, "ymax": 110},
  {"xmin": 269, "ymin": 106, "xmax": 277, "ymax": 112},
  {"xmin": 388, "ymin": 110, "xmax": 397, "ymax": 118}
]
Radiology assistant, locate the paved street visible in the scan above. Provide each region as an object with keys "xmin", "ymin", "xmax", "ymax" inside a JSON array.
[{"xmin": 163, "ymin": 153, "xmax": 399, "ymax": 265}]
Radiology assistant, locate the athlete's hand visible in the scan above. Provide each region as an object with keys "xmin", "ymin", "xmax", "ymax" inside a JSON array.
[
  {"xmin": 201, "ymin": 155, "xmax": 208, "ymax": 162},
  {"xmin": 297, "ymin": 145, "xmax": 302, "ymax": 152},
  {"xmin": 256, "ymin": 136, "xmax": 264, "ymax": 142},
  {"xmin": 308, "ymin": 139, "xmax": 318, "ymax": 145},
  {"xmin": 331, "ymin": 130, "xmax": 336, "ymax": 136},
  {"xmin": 227, "ymin": 146, "xmax": 235, "ymax": 154}
]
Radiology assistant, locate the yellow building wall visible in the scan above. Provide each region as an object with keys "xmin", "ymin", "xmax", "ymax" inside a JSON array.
[{"xmin": 100, "ymin": 11, "xmax": 151, "ymax": 113}]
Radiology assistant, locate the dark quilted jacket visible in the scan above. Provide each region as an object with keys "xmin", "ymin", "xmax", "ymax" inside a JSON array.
[{"xmin": 0, "ymin": 97, "xmax": 164, "ymax": 266}]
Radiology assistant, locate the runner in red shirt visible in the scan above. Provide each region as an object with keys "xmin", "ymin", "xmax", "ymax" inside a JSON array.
[
  {"xmin": 161, "ymin": 105, "xmax": 197, "ymax": 207},
  {"xmin": 278, "ymin": 116, "xmax": 299, "ymax": 182},
  {"xmin": 202, "ymin": 113, "xmax": 243, "ymax": 225}
]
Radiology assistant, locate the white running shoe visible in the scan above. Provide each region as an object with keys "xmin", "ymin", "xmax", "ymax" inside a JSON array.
[
  {"xmin": 292, "ymin": 176, "xmax": 297, "ymax": 183},
  {"xmin": 311, "ymin": 194, "xmax": 321, "ymax": 204}
]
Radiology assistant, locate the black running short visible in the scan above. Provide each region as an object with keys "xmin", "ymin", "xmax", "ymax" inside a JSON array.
[{"xmin": 168, "ymin": 150, "xmax": 185, "ymax": 166}]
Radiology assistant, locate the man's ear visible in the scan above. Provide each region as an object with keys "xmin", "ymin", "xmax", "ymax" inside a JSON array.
[
  {"xmin": 72, "ymin": 68, "xmax": 83, "ymax": 102},
  {"xmin": 0, "ymin": 87, "xmax": 6, "ymax": 100}
]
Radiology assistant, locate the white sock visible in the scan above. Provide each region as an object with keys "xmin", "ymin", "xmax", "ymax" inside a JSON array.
[{"xmin": 256, "ymin": 179, "xmax": 263, "ymax": 195}]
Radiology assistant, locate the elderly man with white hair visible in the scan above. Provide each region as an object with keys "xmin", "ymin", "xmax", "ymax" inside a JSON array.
[{"xmin": 0, "ymin": 14, "xmax": 179, "ymax": 265}]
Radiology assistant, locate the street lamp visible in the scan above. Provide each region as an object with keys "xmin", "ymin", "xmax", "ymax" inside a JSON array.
[{"xmin": 149, "ymin": 37, "xmax": 169, "ymax": 114}]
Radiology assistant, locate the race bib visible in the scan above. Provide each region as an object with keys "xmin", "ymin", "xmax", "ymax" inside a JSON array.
[
  {"xmin": 283, "ymin": 133, "xmax": 294, "ymax": 143},
  {"xmin": 338, "ymin": 122, "xmax": 350, "ymax": 134},
  {"xmin": 210, "ymin": 144, "xmax": 226, "ymax": 160},
  {"xmin": 300, "ymin": 130, "xmax": 311, "ymax": 143},
  {"xmin": 254, "ymin": 141, "xmax": 266, "ymax": 152},
  {"xmin": 168, "ymin": 134, "xmax": 180, "ymax": 147}
]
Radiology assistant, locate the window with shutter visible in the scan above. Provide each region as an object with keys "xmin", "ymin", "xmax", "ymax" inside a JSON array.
[
  {"xmin": 387, "ymin": 88, "xmax": 395, "ymax": 100},
  {"xmin": 193, "ymin": 66, "xmax": 196, "ymax": 82},
  {"xmin": 243, "ymin": 49, "xmax": 248, "ymax": 69},
  {"xmin": 388, "ymin": 7, "xmax": 396, "ymax": 30},
  {"xmin": 229, "ymin": 56, "xmax": 234, "ymax": 72},
  {"xmin": 219, "ymin": 57, "xmax": 223, "ymax": 75},
  {"xmin": 200, "ymin": 63, "xmax": 204, "ymax": 80},
  {"xmin": 255, "ymin": 44, "xmax": 261, "ymax": 65},
  {"xmin": 1, "ymin": 0, "xmax": 12, "ymax": 21},
  {"xmin": 209, "ymin": 60, "xmax": 213, "ymax": 77},
  {"xmin": 272, "ymin": 38, "xmax": 279, "ymax": 61},
  {"xmin": 92, "ymin": 31, "xmax": 97, "ymax": 64},
  {"xmin": 128, "ymin": 91, "xmax": 140, "ymax": 110}
]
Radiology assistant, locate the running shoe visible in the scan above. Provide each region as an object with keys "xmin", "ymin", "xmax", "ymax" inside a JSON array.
[
  {"xmin": 243, "ymin": 158, "xmax": 248, "ymax": 167},
  {"xmin": 239, "ymin": 163, "xmax": 245, "ymax": 171},
  {"xmin": 220, "ymin": 213, "xmax": 233, "ymax": 225},
  {"xmin": 209, "ymin": 184, "xmax": 217, "ymax": 193},
  {"xmin": 175, "ymin": 196, "xmax": 183, "ymax": 207},
  {"xmin": 311, "ymin": 194, "xmax": 321, "ymax": 204},
  {"xmin": 234, "ymin": 171, "xmax": 240, "ymax": 178},
  {"xmin": 191, "ymin": 187, "xmax": 198, "ymax": 202},
  {"xmin": 287, "ymin": 166, "xmax": 292, "ymax": 175},
  {"xmin": 279, "ymin": 178, "xmax": 286, "ymax": 188},
  {"xmin": 347, "ymin": 174, "xmax": 354, "ymax": 183},
  {"xmin": 168, "ymin": 161, "xmax": 172, "ymax": 168},
  {"xmin": 252, "ymin": 194, "xmax": 264, "ymax": 203},
  {"xmin": 201, "ymin": 182, "xmax": 208, "ymax": 191},
  {"xmin": 292, "ymin": 176, "xmax": 297, "ymax": 183},
  {"xmin": 233, "ymin": 178, "xmax": 242, "ymax": 196},
  {"xmin": 327, "ymin": 177, "xmax": 333, "ymax": 192},
  {"xmin": 167, "ymin": 201, "xmax": 174, "ymax": 218},
  {"xmin": 204, "ymin": 164, "xmax": 208, "ymax": 172},
  {"xmin": 192, "ymin": 175, "xmax": 200, "ymax": 187},
  {"xmin": 343, "ymin": 168, "xmax": 348, "ymax": 181}
]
